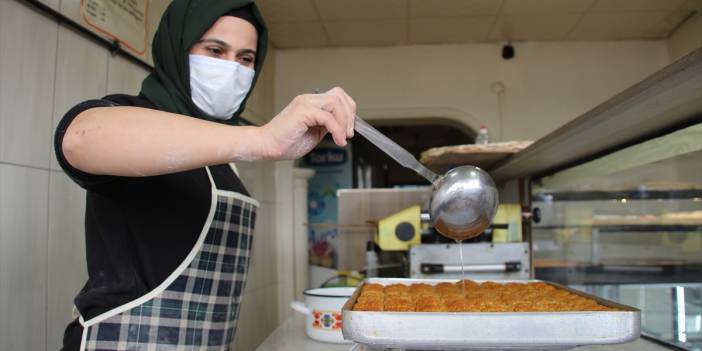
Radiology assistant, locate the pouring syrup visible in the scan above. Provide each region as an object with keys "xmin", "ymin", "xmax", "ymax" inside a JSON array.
[{"xmin": 458, "ymin": 240, "xmax": 465, "ymax": 295}]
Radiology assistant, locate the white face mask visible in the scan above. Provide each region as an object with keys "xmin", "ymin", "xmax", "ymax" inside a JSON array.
[{"xmin": 188, "ymin": 54, "xmax": 255, "ymax": 120}]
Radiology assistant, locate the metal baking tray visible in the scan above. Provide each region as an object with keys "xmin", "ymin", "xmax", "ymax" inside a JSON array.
[{"xmin": 342, "ymin": 278, "xmax": 640, "ymax": 350}]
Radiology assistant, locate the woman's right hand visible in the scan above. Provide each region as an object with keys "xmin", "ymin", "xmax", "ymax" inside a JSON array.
[{"xmin": 259, "ymin": 87, "xmax": 356, "ymax": 160}]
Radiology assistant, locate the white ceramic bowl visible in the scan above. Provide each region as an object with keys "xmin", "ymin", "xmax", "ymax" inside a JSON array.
[{"xmin": 290, "ymin": 287, "xmax": 356, "ymax": 343}]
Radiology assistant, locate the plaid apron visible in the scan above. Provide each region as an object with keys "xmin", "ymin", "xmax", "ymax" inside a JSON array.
[{"xmin": 78, "ymin": 166, "xmax": 258, "ymax": 350}]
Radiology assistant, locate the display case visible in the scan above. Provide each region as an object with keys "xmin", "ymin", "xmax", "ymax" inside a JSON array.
[
  {"xmin": 531, "ymin": 123, "xmax": 702, "ymax": 349},
  {"xmin": 489, "ymin": 49, "xmax": 702, "ymax": 350},
  {"xmin": 532, "ymin": 123, "xmax": 702, "ymax": 284}
]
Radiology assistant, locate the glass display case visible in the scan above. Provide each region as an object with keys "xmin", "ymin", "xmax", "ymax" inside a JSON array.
[
  {"xmin": 531, "ymin": 123, "xmax": 702, "ymax": 350},
  {"xmin": 483, "ymin": 47, "xmax": 702, "ymax": 350}
]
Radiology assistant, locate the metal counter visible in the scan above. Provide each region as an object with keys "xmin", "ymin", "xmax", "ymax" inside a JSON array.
[{"xmin": 256, "ymin": 313, "xmax": 672, "ymax": 351}]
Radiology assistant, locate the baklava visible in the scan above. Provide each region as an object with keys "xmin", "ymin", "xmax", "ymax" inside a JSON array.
[{"xmin": 353, "ymin": 280, "xmax": 615, "ymax": 312}]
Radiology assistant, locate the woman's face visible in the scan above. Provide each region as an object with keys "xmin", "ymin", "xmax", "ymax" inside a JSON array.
[{"xmin": 189, "ymin": 16, "xmax": 258, "ymax": 69}]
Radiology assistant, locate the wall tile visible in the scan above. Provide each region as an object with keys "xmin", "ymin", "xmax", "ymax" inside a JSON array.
[
  {"xmin": 233, "ymin": 162, "xmax": 258, "ymax": 199},
  {"xmin": 233, "ymin": 286, "xmax": 255, "ymax": 350},
  {"xmin": 247, "ymin": 286, "xmax": 274, "ymax": 348},
  {"xmin": 233, "ymin": 202, "xmax": 279, "ymax": 349},
  {"xmin": 247, "ymin": 200, "xmax": 276, "ymax": 291},
  {"xmin": 46, "ymin": 171, "xmax": 87, "ymax": 351},
  {"xmin": 236, "ymin": 161, "xmax": 278, "ymax": 203},
  {"xmin": 106, "ymin": 54, "xmax": 149, "ymax": 96},
  {"xmin": 273, "ymin": 161, "xmax": 295, "ymax": 324},
  {"xmin": 50, "ymin": 25, "xmax": 109, "ymax": 171},
  {"xmin": 0, "ymin": 0, "xmax": 58, "ymax": 168},
  {"xmin": 58, "ymin": 0, "xmax": 81, "ymax": 23},
  {"xmin": 40, "ymin": 0, "xmax": 61, "ymax": 11},
  {"xmin": 0, "ymin": 164, "xmax": 49, "ymax": 351}
]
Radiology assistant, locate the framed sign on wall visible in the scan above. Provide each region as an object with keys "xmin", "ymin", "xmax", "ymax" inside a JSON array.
[{"xmin": 80, "ymin": 0, "xmax": 149, "ymax": 57}]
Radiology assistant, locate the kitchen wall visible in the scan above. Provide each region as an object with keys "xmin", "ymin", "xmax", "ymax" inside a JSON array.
[
  {"xmin": 0, "ymin": 1, "xmax": 283, "ymax": 350},
  {"xmin": 233, "ymin": 159, "xmax": 295, "ymax": 350},
  {"xmin": 667, "ymin": 12, "xmax": 702, "ymax": 62},
  {"xmin": 275, "ymin": 40, "xmax": 669, "ymax": 142}
]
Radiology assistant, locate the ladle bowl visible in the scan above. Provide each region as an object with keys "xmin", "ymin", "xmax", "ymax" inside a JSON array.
[{"xmin": 429, "ymin": 166, "xmax": 499, "ymax": 241}]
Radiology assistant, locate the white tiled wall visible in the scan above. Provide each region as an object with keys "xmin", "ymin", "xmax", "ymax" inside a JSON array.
[
  {"xmin": 273, "ymin": 161, "xmax": 297, "ymax": 323},
  {"xmin": 0, "ymin": 2, "xmax": 56, "ymax": 349},
  {"xmin": 234, "ymin": 160, "xmax": 296, "ymax": 349},
  {"xmin": 0, "ymin": 0, "xmax": 58, "ymax": 169},
  {"xmin": 0, "ymin": 2, "xmax": 285, "ymax": 350},
  {"xmin": 0, "ymin": 164, "xmax": 49, "ymax": 351},
  {"xmin": 107, "ymin": 54, "xmax": 148, "ymax": 95},
  {"xmin": 46, "ymin": 172, "xmax": 87, "ymax": 351}
]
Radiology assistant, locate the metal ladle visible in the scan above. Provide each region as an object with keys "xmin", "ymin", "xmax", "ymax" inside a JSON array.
[{"xmin": 354, "ymin": 116, "xmax": 499, "ymax": 241}]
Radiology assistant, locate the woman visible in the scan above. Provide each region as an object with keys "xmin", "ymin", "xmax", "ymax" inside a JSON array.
[{"xmin": 55, "ymin": 0, "xmax": 355, "ymax": 350}]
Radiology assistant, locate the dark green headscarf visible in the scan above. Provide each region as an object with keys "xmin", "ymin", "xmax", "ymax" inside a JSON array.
[{"xmin": 140, "ymin": 0, "xmax": 268, "ymax": 124}]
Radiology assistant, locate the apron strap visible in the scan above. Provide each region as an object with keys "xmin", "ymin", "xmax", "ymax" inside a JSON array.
[{"xmin": 204, "ymin": 166, "xmax": 215, "ymax": 188}]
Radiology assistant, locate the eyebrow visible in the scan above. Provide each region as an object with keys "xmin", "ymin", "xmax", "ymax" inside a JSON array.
[
  {"xmin": 197, "ymin": 38, "xmax": 230, "ymax": 49},
  {"xmin": 236, "ymin": 48, "xmax": 257, "ymax": 56},
  {"xmin": 197, "ymin": 38, "xmax": 256, "ymax": 56}
]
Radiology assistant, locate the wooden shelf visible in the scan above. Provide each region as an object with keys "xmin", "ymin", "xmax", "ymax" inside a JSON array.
[{"xmin": 419, "ymin": 141, "xmax": 532, "ymax": 173}]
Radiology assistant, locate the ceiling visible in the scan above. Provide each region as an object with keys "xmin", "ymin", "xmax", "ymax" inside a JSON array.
[{"xmin": 256, "ymin": 0, "xmax": 702, "ymax": 49}]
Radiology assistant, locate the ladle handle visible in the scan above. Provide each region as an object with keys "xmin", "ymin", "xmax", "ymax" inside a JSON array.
[{"xmin": 354, "ymin": 115, "xmax": 440, "ymax": 184}]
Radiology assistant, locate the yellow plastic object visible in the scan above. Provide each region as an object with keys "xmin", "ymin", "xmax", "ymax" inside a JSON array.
[
  {"xmin": 492, "ymin": 204, "xmax": 523, "ymax": 242},
  {"xmin": 376, "ymin": 205, "xmax": 421, "ymax": 251}
]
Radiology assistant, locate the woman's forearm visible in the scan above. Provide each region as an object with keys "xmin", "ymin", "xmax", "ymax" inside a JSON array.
[{"xmin": 62, "ymin": 106, "xmax": 269, "ymax": 177}]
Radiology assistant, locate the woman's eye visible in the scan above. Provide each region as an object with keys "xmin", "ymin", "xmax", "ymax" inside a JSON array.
[{"xmin": 207, "ymin": 47, "xmax": 223, "ymax": 56}]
